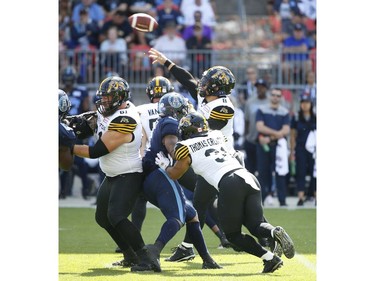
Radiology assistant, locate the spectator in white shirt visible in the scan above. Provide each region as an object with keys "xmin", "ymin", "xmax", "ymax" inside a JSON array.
[
  {"xmin": 180, "ymin": 0, "xmax": 216, "ymax": 28},
  {"xmin": 100, "ymin": 26, "xmax": 128, "ymax": 73},
  {"xmin": 152, "ymin": 21, "xmax": 187, "ymax": 65}
]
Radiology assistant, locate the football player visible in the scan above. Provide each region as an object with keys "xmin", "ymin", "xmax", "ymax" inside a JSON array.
[
  {"xmin": 133, "ymin": 92, "xmax": 221, "ymax": 271},
  {"xmin": 72, "ymin": 76, "xmax": 160, "ymax": 272},
  {"xmin": 59, "ymin": 65, "xmax": 92, "ymax": 199},
  {"xmin": 112, "ymin": 76, "xmax": 174, "ymax": 254},
  {"xmin": 149, "ymin": 48, "xmax": 243, "ymax": 259},
  {"xmin": 155, "ymin": 112, "xmax": 296, "ymax": 273}
]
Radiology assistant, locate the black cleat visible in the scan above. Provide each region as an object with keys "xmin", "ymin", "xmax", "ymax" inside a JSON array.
[
  {"xmin": 262, "ymin": 255, "xmax": 283, "ymax": 273},
  {"xmin": 202, "ymin": 259, "xmax": 223, "ymax": 269},
  {"xmin": 115, "ymin": 246, "xmax": 123, "ymax": 253},
  {"xmin": 112, "ymin": 258, "xmax": 138, "ymax": 267},
  {"xmin": 131, "ymin": 262, "xmax": 161, "ymax": 272},
  {"xmin": 273, "ymin": 226, "xmax": 295, "ymax": 259},
  {"xmin": 268, "ymin": 237, "xmax": 283, "ymax": 257},
  {"xmin": 164, "ymin": 244, "xmax": 195, "ymax": 262}
]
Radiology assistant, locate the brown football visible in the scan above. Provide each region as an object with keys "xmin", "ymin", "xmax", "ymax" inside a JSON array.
[{"xmin": 128, "ymin": 13, "xmax": 159, "ymax": 33}]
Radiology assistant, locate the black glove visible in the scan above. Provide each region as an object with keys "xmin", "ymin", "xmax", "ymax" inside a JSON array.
[{"xmin": 66, "ymin": 111, "xmax": 97, "ymax": 140}]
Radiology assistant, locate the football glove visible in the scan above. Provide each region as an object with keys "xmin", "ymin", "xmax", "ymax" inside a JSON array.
[
  {"xmin": 66, "ymin": 111, "xmax": 97, "ymax": 140},
  {"xmin": 155, "ymin": 151, "xmax": 171, "ymax": 171}
]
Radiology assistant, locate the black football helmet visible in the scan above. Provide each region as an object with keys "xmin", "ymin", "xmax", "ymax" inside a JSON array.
[
  {"xmin": 95, "ymin": 76, "xmax": 130, "ymax": 117},
  {"xmin": 146, "ymin": 76, "xmax": 174, "ymax": 102},
  {"xmin": 178, "ymin": 112, "xmax": 209, "ymax": 140},
  {"xmin": 58, "ymin": 89, "xmax": 71, "ymax": 120},
  {"xmin": 158, "ymin": 92, "xmax": 189, "ymax": 120},
  {"xmin": 61, "ymin": 65, "xmax": 77, "ymax": 86},
  {"xmin": 198, "ymin": 66, "xmax": 236, "ymax": 97}
]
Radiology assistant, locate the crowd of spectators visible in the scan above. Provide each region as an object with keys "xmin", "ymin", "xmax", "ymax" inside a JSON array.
[
  {"xmin": 59, "ymin": 0, "xmax": 217, "ymax": 81},
  {"xmin": 59, "ymin": 0, "xmax": 316, "ymax": 85}
]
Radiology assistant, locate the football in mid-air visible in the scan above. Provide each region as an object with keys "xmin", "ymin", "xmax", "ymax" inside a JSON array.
[{"xmin": 128, "ymin": 13, "xmax": 159, "ymax": 32}]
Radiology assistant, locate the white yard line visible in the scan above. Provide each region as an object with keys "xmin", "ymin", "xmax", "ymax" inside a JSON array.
[{"xmin": 295, "ymin": 253, "xmax": 316, "ymax": 272}]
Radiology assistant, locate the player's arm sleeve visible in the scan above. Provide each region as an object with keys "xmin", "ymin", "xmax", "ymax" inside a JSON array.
[
  {"xmin": 207, "ymin": 105, "xmax": 234, "ymax": 130},
  {"xmin": 174, "ymin": 143, "xmax": 191, "ymax": 161},
  {"xmin": 169, "ymin": 64, "xmax": 198, "ymax": 101}
]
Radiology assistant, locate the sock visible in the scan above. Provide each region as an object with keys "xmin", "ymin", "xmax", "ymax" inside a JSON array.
[
  {"xmin": 131, "ymin": 197, "xmax": 147, "ymax": 231},
  {"xmin": 104, "ymin": 225, "xmax": 131, "ymax": 253},
  {"xmin": 154, "ymin": 240, "xmax": 165, "ymax": 253},
  {"xmin": 156, "ymin": 218, "xmax": 181, "ymax": 246},
  {"xmin": 226, "ymin": 232, "xmax": 267, "ymax": 258},
  {"xmin": 214, "ymin": 229, "xmax": 225, "ymax": 239},
  {"xmin": 182, "ymin": 232, "xmax": 193, "ymax": 245},
  {"xmin": 261, "ymin": 251, "xmax": 274, "ymax": 261},
  {"xmin": 123, "ymin": 247, "xmax": 138, "ymax": 261},
  {"xmin": 186, "ymin": 221, "xmax": 210, "ymax": 260},
  {"xmin": 181, "ymin": 241, "xmax": 194, "ymax": 248},
  {"xmin": 114, "ymin": 219, "xmax": 144, "ymax": 252}
]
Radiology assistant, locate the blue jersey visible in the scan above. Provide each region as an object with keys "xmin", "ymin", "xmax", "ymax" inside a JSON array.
[
  {"xmin": 59, "ymin": 122, "xmax": 76, "ymax": 148},
  {"xmin": 142, "ymin": 116, "xmax": 179, "ymax": 176}
]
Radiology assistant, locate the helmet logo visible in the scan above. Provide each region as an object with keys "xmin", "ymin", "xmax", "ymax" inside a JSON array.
[
  {"xmin": 107, "ymin": 81, "xmax": 119, "ymax": 92},
  {"xmin": 212, "ymin": 71, "xmax": 229, "ymax": 85},
  {"xmin": 180, "ymin": 117, "xmax": 191, "ymax": 127},
  {"xmin": 168, "ymin": 95, "xmax": 182, "ymax": 108},
  {"xmin": 154, "ymin": 86, "xmax": 163, "ymax": 94}
]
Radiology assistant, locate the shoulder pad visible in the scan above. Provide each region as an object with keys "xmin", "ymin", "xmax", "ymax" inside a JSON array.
[
  {"xmin": 209, "ymin": 105, "xmax": 234, "ymax": 121},
  {"xmin": 109, "ymin": 116, "xmax": 137, "ymax": 133},
  {"xmin": 174, "ymin": 143, "xmax": 190, "ymax": 160}
]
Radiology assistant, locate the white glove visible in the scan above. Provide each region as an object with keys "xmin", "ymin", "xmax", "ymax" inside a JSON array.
[{"xmin": 155, "ymin": 152, "xmax": 171, "ymax": 170}]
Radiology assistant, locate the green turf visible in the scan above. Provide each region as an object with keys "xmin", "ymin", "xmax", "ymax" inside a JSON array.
[{"xmin": 59, "ymin": 207, "xmax": 316, "ymax": 281}]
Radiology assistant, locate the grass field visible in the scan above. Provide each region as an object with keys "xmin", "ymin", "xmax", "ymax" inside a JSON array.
[{"xmin": 59, "ymin": 207, "xmax": 316, "ymax": 281}]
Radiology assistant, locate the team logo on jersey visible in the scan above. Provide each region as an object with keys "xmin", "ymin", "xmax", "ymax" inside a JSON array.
[
  {"xmin": 120, "ymin": 117, "xmax": 129, "ymax": 123},
  {"xmin": 220, "ymin": 107, "xmax": 228, "ymax": 114},
  {"xmin": 168, "ymin": 95, "xmax": 182, "ymax": 108}
]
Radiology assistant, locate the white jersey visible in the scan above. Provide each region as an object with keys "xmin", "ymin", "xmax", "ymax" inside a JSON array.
[
  {"xmin": 174, "ymin": 130, "xmax": 243, "ymax": 189},
  {"xmin": 197, "ymin": 95, "xmax": 235, "ymax": 153},
  {"xmin": 96, "ymin": 101, "xmax": 143, "ymax": 177},
  {"xmin": 136, "ymin": 102, "xmax": 159, "ymax": 148}
]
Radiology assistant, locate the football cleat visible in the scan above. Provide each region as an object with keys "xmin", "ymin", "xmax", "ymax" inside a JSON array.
[
  {"xmin": 273, "ymin": 226, "xmax": 295, "ymax": 259},
  {"xmin": 164, "ymin": 244, "xmax": 195, "ymax": 262},
  {"xmin": 115, "ymin": 246, "xmax": 122, "ymax": 253},
  {"xmin": 268, "ymin": 237, "xmax": 283, "ymax": 257},
  {"xmin": 131, "ymin": 245, "xmax": 161, "ymax": 272},
  {"xmin": 112, "ymin": 257, "xmax": 138, "ymax": 267},
  {"xmin": 202, "ymin": 259, "xmax": 223, "ymax": 269},
  {"xmin": 262, "ymin": 255, "xmax": 283, "ymax": 273}
]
